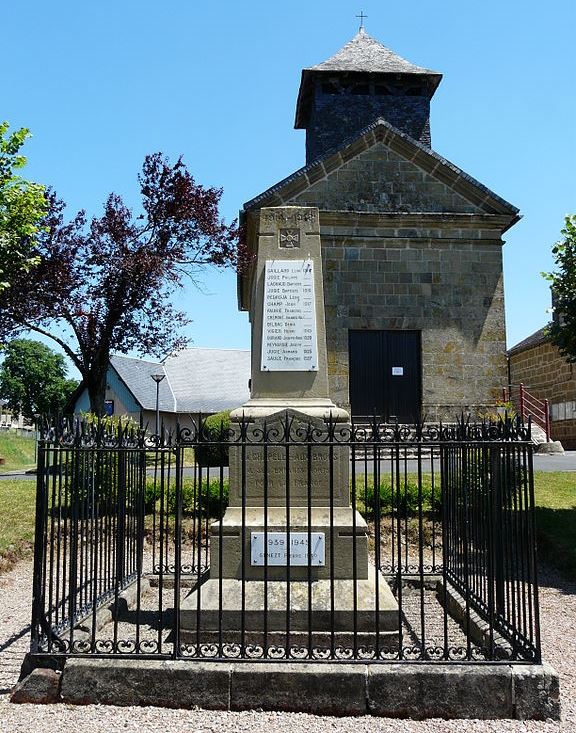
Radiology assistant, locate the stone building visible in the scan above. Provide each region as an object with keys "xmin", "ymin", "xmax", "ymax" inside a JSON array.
[
  {"xmin": 508, "ymin": 328, "xmax": 576, "ymax": 449},
  {"xmin": 239, "ymin": 29, "xmax": 520, "ymax": 422}
]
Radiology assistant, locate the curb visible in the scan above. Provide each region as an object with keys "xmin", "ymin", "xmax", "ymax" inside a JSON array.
[{"xmin": 15, "ymin": 658, "xmax": 557, "ymax": 719}]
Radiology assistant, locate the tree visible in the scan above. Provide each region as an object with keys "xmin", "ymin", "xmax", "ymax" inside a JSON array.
[
  {"xmin": 0, "ymin": 154, "xmax": 241, "ymax": 414},
  {"xmin": 544, "ymin": 214, "xmax": 576, "ymax": 362},
  {"xmin": 0, "ymin": 122, "xmax": 48, "ymax": 291},
  {"xmin": 0, "ymin": 339, "xmax": 78, "ymax": 420}
]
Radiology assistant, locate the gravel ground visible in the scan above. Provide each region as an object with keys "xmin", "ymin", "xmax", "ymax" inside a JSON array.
[{"xmin": 0, "ymin": 558, "xmax": 573, "ymax": 732}]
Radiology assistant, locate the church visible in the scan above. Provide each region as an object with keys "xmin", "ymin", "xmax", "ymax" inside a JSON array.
[{"xmin": 238, "ymin": 28, "xmax": 520, "ymax": 423}]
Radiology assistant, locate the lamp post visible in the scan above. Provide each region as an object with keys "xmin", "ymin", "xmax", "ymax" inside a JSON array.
[
  {"xmin": 33, "ymin": 412, "xmax": 40, "ymax": 463},
  {"xmin": 151, "ymin": 373, "xmax": 165, "ymax": 439}
]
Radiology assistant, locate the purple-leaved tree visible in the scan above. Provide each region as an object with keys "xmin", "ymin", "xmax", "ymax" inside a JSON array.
[{"xmin": 0, "ymin": 153, "xmax": 242, "ymax": 414}]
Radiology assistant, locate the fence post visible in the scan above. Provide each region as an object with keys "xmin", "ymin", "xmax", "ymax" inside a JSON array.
[
  {"xmin": 490, "ymin": 447, "xmax": 505, "ymax": 619},
  {"xmin": 173, "ymin": 443, "xmax": 182, "ymax": 659},
  {"xmin": 115, "ymin": 449, "xmax": 127, "ymax": 589},
  {"xmin": 30, "ymin": 440, "xmax": 47, "ymax": 652}
]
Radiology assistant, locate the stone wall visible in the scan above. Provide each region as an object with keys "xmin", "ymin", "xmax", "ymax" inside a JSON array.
[
  {"xmin": 318, "ymin": 226, "xmax": 507, "ymax": 421},
  {"xmin": 509, "ymin": 340, "xmax": 576, "ymax": 449},
  {"xmin": 292, "ymin": 142, "xmax": 478, "ymax": 214},
  {"xmin": 306, "ymin": 86, "xmax": 431, "ymax": 163}
]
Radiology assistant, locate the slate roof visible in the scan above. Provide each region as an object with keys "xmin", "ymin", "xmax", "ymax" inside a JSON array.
[
  {"xmin": 308, "ymin": 29, "xmax": 440, "ymax": 76},
  {"xmin": 109, "ymin": 348, "xmax": 251, "ymax": 414},
  {"xmin": 110, "ymin": 355, "xmax": 175, "ymax": 412},
  {"xmin": 295, "ymin": 30, "xmax": 442, "ymax": 128},
  {"xmin": 507, "ymin": 326, "xmax": 550, "ymax": 357},
  {"xmin": 163, "ymin": 348, "xmax": 251, "ymax": 414}
]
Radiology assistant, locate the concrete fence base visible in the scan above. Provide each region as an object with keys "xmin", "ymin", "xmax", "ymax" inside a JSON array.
[{"xmin": 12, "ymin": 658, "xmax": 560, "ymax": 720}]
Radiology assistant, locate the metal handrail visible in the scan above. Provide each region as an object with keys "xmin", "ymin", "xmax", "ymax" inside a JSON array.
[{"xmin": 503, "ymin": 383, "xmax": 550, "ymax": 441}]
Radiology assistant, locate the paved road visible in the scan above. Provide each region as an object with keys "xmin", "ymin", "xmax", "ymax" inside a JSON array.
[{"xmin": 2, "ymin": 451, "xmax": 576, "ymax": 480}]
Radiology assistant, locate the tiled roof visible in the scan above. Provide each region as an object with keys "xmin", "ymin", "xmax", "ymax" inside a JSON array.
[
  {"xmin": 109, "ymin": 348, "xmax": 251, "ymax": 414},
  {"xmin": 308, "ymin": 29, "xmax": 440, "ymax": 76},
  {"xmin": 507, "ymin": 326, "xmax": 550, "ymax": 356}
]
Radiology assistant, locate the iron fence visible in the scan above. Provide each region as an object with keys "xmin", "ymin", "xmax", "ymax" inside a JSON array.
[{"xmin": 29, "ymin": 413, "xmax": 540, "ymax": 665}]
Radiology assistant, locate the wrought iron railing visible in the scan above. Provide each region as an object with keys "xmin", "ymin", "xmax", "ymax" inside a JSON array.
[{"xmin": 29, "ymin": 414, "xmax": 540, "ymax": 665}]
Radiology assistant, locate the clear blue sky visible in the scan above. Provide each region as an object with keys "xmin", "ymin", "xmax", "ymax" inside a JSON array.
[{"xmin": 2, "ymin": 0, "xmax": 575, "ymax": 377}]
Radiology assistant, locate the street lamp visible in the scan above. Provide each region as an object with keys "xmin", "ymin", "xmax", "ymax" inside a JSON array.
[
  {"xmin": 150, "ymin": 373, "xmax": 165, "ymax": 439},
  {"xmin": 33, "ymin": 412, "xmax": 40, "ymax": 463}
]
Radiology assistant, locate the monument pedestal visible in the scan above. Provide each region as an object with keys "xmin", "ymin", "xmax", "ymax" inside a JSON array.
[
  {"xmin": 179, "ymin": 408, "xmax": 399, "ymax": 646},
  {"xmin": 180, "ymin": 565, "xmax": 398, "ymax": 649}
]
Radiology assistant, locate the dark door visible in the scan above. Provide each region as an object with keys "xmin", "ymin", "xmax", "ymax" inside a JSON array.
[{"xmin": 348, "ymin": 330, "xmax": 421, "ymax": 422}]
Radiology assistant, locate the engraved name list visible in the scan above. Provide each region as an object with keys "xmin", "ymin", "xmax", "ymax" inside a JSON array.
[{"xmin": 261, "ymin": 259, "xmax": 318, "ymax": 371}]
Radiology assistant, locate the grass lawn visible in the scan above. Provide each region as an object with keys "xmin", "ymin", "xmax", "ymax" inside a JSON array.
[
  {"xmin": 533, "ymin": 471, "xmax": 576, "ymax": 579},
  {"xmin": 0, "ymin": 478, "xmax": 36, "ymax": 571},
  {"xmin": 0, "ymin": 430, "xmax": 36, "ymax": 473},
  {"xmin": 0, "ymin": 470, "xmax": 574, "ymax": 578}
]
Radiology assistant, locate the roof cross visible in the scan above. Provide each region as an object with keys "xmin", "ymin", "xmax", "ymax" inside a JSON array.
[{"xmin": 356, "ymin": 10, "xmax": 367, "ymax": 30}]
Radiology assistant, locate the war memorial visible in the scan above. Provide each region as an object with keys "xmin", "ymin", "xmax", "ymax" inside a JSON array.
[{"xmin": 13, "ymin": 27, "xmax": 559, "ymax": 720}]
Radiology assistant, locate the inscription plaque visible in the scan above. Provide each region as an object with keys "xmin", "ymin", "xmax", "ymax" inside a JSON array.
[
  {"xmin": 251, "ymin": 532, "xmax": 325, "ymax": 566},
  {"xmin": 261, "ymin": 259, "xmax": 318, "ymax": 372}
]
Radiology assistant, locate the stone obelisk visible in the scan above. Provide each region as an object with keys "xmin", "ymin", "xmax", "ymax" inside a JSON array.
[{"xmin": 181, "ymin": 206, "xmax": 397, "ymax": 646}]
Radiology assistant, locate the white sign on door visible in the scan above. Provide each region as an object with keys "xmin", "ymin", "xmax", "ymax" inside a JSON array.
[{"xmin": 392, "ymin": 366, "xmax": 404, "ymax": 376}]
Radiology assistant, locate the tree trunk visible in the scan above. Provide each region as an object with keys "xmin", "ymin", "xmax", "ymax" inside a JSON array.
[{"xmin": 85, "ymin": 363, "xmax": 109, "ymax": 416}]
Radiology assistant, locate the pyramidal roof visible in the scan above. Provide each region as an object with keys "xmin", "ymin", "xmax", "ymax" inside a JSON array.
[
  {"xmin": 308, "ymin": 28, "xmax": 440, "ymax": 76},
  {"xmin": 295, "ymin": 30, "xmax": 442, "ymax": 129}
]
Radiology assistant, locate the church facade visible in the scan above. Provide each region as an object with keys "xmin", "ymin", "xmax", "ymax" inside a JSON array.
[{"xmin": 239, "ymin": 30, "xmax": 520, "ymax": 422}]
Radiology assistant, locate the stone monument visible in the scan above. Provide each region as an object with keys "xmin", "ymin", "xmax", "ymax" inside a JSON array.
[{"xmin": 180, "ymin": 206, "xmax": 398, "ymax": 648}]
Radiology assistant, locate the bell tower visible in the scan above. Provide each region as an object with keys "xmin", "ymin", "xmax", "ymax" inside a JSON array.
[{"xmin": 295, "ymin": 29, "xmax": 442, "ymax": 163}]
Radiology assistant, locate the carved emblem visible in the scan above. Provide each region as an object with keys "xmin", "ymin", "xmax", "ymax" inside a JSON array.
[{"xmin": 279, "ymin": 228, "xmax": 300, "ymax": 248}]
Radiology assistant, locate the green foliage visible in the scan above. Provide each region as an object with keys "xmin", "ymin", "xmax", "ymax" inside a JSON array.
[
  {"xmin": 0, "ymin": 478, "xmax": 36, "ymax": 571},
  {"xmin": 196, "ymin": 411, "xmax": 231, "ymax": 467},
  {"xmin": 80, "ymin": 410, "xmax": 139, "ymax": 431},
  {"xmin": 0, "ymin": 429, "xmax": 36, "ymax": 472},
  {"xmin": 354, "ymin": 474, "xmax": 439, "ymax": 518},
  {"xmin": 533, "ymin": 472, "xmax": 576, "ymax": 579},
  {"xmin": 543, "ymin": 214, "xmax": 576, "ymax": 361},
  {"xmin": 0, "ymin": 122, "xmax": 48, "ymax": 291},
  {"xmin": 145, "ymin": 476, "xmax": 229, "ymax": 517},
  {"xmin": 479, "ymin": 400, "xmax": 517, "ymax": 422},
  {"xmin": 0, "ymin": 339, "xmax": 78, "ymax": 420}
]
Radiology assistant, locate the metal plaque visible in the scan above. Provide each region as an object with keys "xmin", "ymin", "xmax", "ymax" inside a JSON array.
[
  {"xmin": 250, "ymin": 532, "xmax": 325, "ymax": 566},
  {"xmin": 261, "ymin": 259, "xmax": 318, "ymax": 372}
]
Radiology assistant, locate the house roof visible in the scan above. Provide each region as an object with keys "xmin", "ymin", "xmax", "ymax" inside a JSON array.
[
  {"xmin": 108, "ymin": 348, "xmax": 251, "ymax": 414},
  {"xmin": 242, "ymin": 116, "xmax": 520, "ymax": 219},
  {"xmin": 507, "ymin": 326, "xmax": 550, "ymax": 357},
  {"xmin": 295, "ymin": 30, "xmax": 442, "ymax": 128},
  {"xmin": 162, "ymin": 348, "xmax": 251, "ymax": 414},
  {"xmin": 110, "ymin": 355, "xmax": 176, "ymax": 412}
]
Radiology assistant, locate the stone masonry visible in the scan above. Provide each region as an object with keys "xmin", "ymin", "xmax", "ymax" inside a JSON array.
[
  {"xmin": 509, "ymin": 330, "xmax": 576, "ymax": 449},
  {"xmin": 239, "ymin": 30, "xmax": 519, "ymax": 423},
  {"xmin": 319, "ymin": 220, "xmax": 506, "ymax": 421}
]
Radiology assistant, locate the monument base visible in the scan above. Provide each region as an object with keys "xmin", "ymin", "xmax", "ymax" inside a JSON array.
[{"xmin": 180, "ymin": 564, "xmax": 399, "ymax": 643}]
